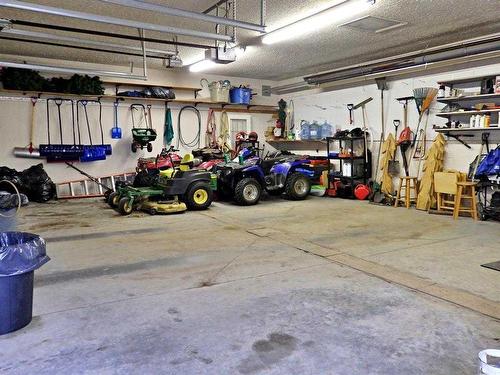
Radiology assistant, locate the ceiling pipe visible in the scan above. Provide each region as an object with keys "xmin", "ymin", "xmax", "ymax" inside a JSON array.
[
  {"xmin": 0, "ymin": 0, "xmax": 233, "ymax": 42},
  {"xmin": 11, "ymin": 20, "xmax": 218, "ymax": 50},
  {"xmin": 101, "ymin": 0, "xmax": 266, "ymax": 33},
  {"xmin": 0, "ymin": 61, "xmax": 148, "ymax": 80},
  {"xmin": 0, "ymin": 26, "xmax": 176, "ymax": 58},
  {"xmin": 304, "ymin": 33, "xmax": 500, "ymax": 85}
]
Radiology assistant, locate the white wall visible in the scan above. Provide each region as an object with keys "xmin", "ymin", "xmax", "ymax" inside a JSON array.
[
  {"xmin": 0, "ymin": 57, "xmax": 278, "ymax": 182},
  {"xmin": 282, "ymin": 62, "xmax": 500, "ymax": 179}
]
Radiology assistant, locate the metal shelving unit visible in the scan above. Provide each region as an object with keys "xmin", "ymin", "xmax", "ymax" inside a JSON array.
[{"xmin": 326, "ymin": 136, "xmax": 370, "ymax": 197}]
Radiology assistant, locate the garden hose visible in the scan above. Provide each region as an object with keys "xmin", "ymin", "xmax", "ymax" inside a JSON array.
[{"xmin": 177, "ymin": 105, "xmax": 201, "ymax": 149}]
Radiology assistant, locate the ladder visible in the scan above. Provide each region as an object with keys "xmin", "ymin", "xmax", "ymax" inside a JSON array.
[{"xmin": 56, "ymin": 172, "xmax": 136, "ymax": 199}]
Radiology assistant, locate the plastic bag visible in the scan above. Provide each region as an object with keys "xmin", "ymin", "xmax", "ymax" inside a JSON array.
[
  {"xmin": 0, "ymin": 191, "xmax": 29, "ymax": 209},
  {"xmin": 19, "ymin": 164, "xmax": 56, "ymax": 202},
  {"xmin": 0, "ymin": 232, "xmax": 50, "ymax": 276},
  {"xmin": 476, "ymin": 149, "xmax": 500, "ymax": 177}
]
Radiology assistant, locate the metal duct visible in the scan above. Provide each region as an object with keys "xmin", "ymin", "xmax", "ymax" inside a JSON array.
[
  {"xmin": 0, "ymin": 0, "xmax": 232, "ymax": 42},
  {"xmin": 304, "ymin": 33, "xmax": 500, "ymax": 85}
]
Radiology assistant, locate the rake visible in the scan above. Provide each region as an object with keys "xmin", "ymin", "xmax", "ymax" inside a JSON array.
[{"xmin": 411, "ymin": 87, "xmax": 438, "ymax": 148}]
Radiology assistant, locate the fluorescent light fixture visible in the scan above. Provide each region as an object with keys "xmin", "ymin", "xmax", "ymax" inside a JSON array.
[
  {"xmin": 189, "ymin": 59, "xmax": 217, "ymax": 73},
  {"xmin": 262, "ymin": 0, "xmax": 375, "ymax": 45}
]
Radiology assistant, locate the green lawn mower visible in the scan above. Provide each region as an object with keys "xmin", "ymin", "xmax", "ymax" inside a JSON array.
[{"xmin": 108, "ymin": 169, "xmax": 213, "ymax": 216}]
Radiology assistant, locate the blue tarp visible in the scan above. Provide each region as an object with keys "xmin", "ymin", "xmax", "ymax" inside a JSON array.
[{"xmin": 0, "ymin": 232, "xmax": 49, "ymax": 276}]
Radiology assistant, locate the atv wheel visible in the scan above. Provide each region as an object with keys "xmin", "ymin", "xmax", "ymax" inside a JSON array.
[
  {"xmin": 108, "ymin": 191, "xmax": 120, "ymax": 207},
  {"xmin": 185, "ymin": 182, "xmax": 213, "ymax": 210},
  {"xmin": 118, "ymin": 197, "xmax": 134, "ymax": 215},
  {"xmin": 285, "ymin": 173, "xmax": 311, "ymax": 200},
  {"xmin": 234, "ymin": 178, "xmax": 261, "ymax": 206}
]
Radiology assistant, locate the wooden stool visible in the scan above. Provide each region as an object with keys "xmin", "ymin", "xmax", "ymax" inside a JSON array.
[
  {"xmin": 394, "ymin": 177, "xmax": 419, "ymax": 208},
  {"xmin": 453, "ymin": 181, "xmax": 478, "ymax": 220}
]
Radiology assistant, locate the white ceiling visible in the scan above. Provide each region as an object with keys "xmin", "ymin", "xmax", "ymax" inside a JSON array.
[{"xmin": 0, "ymin": 0, "xmax": 499, "ymax": 81}]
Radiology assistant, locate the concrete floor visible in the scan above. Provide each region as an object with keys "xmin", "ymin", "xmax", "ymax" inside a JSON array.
[{"xmin": 1, "ymin": 196, "xmax": 499, "ymax": 374}]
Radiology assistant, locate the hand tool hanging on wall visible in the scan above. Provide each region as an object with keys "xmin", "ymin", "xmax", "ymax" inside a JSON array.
[
  {"xmin": 164, "ymin": 102, "xmax": 174, "ymax": 147},
  {"xmin": 375, "ymin": 78, "xmax": 389, "ymax": 182},
  {"xmin": 177, "ymin": 105, "xmax": 201, "ymax": 149},
  {"xmin": 77, "ymin": 100, "xmax": 107, "ymax": 162},
  {"xmin": 130, "ymin": 103, "xmax": 157, "ymax": 153},
  {"xmin": 352, "ymin": 97, "xmax": 374, "ymax": 165},
  {"xmin": 111, "ymin": 99, "xmax": 122, "ymax": 139},
  {"xmin": 13, "ymin": 97, "xmax": 43, "ymax": 159},
  {"xmin": 388, "ymin": 120, "xmax": 401, "ymax": 176},
  {"xmin": 205, "ymin": 108, "xmax": 217, "ymax": 148},
  {"xmin": 347, "ymin": 103, "xmax": 354, "ymax": 125},
  {"xmin": 396, "ymin": 97, "xmax": 414, "ymax": 176},
  {"xmin": 411, "ymin": 87, "xmax": 438, "ymax": 148},
  {"xmin": 218, "ymin": 110, "xmax": 231, "ymax": 155},
  {"xmin": 39, "ymin": 98, "xmax": 83, "ymax": 161}
]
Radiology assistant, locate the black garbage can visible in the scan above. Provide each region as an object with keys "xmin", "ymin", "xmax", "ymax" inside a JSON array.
[{"xmin": 0, "ymin": 232, "xmax": 49, "ymax": 335}]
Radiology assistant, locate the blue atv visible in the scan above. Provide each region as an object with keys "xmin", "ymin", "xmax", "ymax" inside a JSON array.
[{"xmin": 214, "ymin": 152, "xmax": 313, "ymax": 206}]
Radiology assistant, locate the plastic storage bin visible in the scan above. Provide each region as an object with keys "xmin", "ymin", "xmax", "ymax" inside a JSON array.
[
  {"xmin": 0, "ymin": 232, "xmax": 49, "ymax": 335},
  {"xmin": 201, "ymin": 79, "xmax": 230, "ymax": 103}
]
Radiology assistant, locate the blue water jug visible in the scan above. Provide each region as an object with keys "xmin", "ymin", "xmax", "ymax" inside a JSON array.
[
  {"xmin": 321, "ymin": 121, "xmax": 333, "ymax": 139},
  {"xmin": 309, "ymin": 121, "xmax": 320, "ymax": 140},
  {"xmin": 299, "ymin": 121, "xmax": 310, "ymax": 140}
]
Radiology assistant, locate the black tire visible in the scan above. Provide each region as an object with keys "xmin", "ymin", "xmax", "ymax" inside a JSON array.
[
  {"xmin": 285, "ymin": 172, "xmax": 311, "ymax": 200},
  {"xmin": 184, "ymin": 181, "xmax": 213, "ymax": 210},
  {"xmin": 131, "ymin": 142, "xmax": 138, "ymax": 153},
  {"xmin": 234, "ymin": 178, "xmax": 262, "ymax": 206},
  {"xmin": 147, "ymin": 143, "xmax": 153, "ymax": 152},
  {"xmin": 108, "ymin": 191, "xmax": 120, "ymax": 208},
  {"xmin": 149, "ymin": 208, "xmax": 157, "ymax": 215},
  {"xmin": 118, "ymin": 197, "xmax": 134, "ymax": 215}
]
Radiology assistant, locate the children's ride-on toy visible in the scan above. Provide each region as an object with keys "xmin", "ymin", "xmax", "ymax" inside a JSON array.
[
  {"xmin": 108, "ymin": 166, "xmax": 213, "ymax": 215},
  {"xmin": 130, "ymin": 104, "xmax": 157, "ymax": 153},
  {"xmin": 213, "ymin": 150, "xmax": 313, "ymax": 206}
]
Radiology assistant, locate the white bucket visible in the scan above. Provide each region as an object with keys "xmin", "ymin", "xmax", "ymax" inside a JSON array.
[{"xmin": 479, "ymin": 350, "xmax": 500, "ymax": 375}]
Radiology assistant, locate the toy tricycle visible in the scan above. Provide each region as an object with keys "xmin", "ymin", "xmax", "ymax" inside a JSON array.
[{"xmin": 130, "ymin": 104, "xmax": 157, "ymax": 153}]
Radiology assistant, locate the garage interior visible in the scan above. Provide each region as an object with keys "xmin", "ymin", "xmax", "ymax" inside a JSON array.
[{"xmin": 0, "ymin": 0, "xmax": 499, "ymax": 374}]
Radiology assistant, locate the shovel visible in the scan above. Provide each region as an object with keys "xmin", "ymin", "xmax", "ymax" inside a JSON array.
[
  {"xmin": 111, "ymin": 100, "xmax": 122, "ymax": 139},
  {"xmin": 388, "ymin": 120, "xmax": 401, "ymax": 176},
  {"xmin": 13, "ymin": 97, "xmax": 43, "ymax": 159}
]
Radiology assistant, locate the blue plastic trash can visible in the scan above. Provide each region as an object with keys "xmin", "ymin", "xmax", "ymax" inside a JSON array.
[{"xmin": 0, "ymin": 232, "xmax": 49, "ymax": 335}]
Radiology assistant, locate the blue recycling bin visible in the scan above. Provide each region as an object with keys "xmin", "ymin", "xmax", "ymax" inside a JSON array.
[{"xmin": 0, "ymin": 232, "xmax": 49, "ymax": 335}]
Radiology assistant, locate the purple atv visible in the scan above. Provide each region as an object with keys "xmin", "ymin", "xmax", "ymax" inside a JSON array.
[{"xmin": 213, "ymin": 154, "xmax": 314, "ymax": 206}]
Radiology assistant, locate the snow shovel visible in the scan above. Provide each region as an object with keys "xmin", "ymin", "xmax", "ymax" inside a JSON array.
[{"xmin": 388, "ymin": 119, "xmax": 401, "ymax": 176}]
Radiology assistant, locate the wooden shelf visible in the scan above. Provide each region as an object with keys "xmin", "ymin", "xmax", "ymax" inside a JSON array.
[
  {"xmin": 434, "ymin": 127, "xmax": 500, "ymax": 133},
  {"xmin": 438, "ymin": 74, "xmax": 498, "ymax": 86},
  {"xmin": 102, "ymin": 80, "xmax": 202, "ymax": 94},
  {"xmin": 267, "ymin": 139, "xmax": 327, "ymax": 151},
  {"xmin": 436, "ymin": 108, "xmax": 500, "ymax": 117},
  {"xmin": 437, "ymin": 93, "xmax": 500, "ymax": 103},
  {"xmin": 0, "ymin": 89, "xmax": 278, "ymax": 113}
]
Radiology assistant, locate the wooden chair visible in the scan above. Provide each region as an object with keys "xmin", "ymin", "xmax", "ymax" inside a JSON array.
[
  {"xmin": 434, "ymin": 172, "xmax": 458, "ymax": 214},
  {"xmin": 433, "ymin": 172, "xmax": 478, "ymax": 220},
  {"xmin": 394, "ymin": 176, "xmax": 419, "ymax": 208},
  {"xmin": 454, "ymin": 181, "xmax": 478, "ymax": 220}
]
